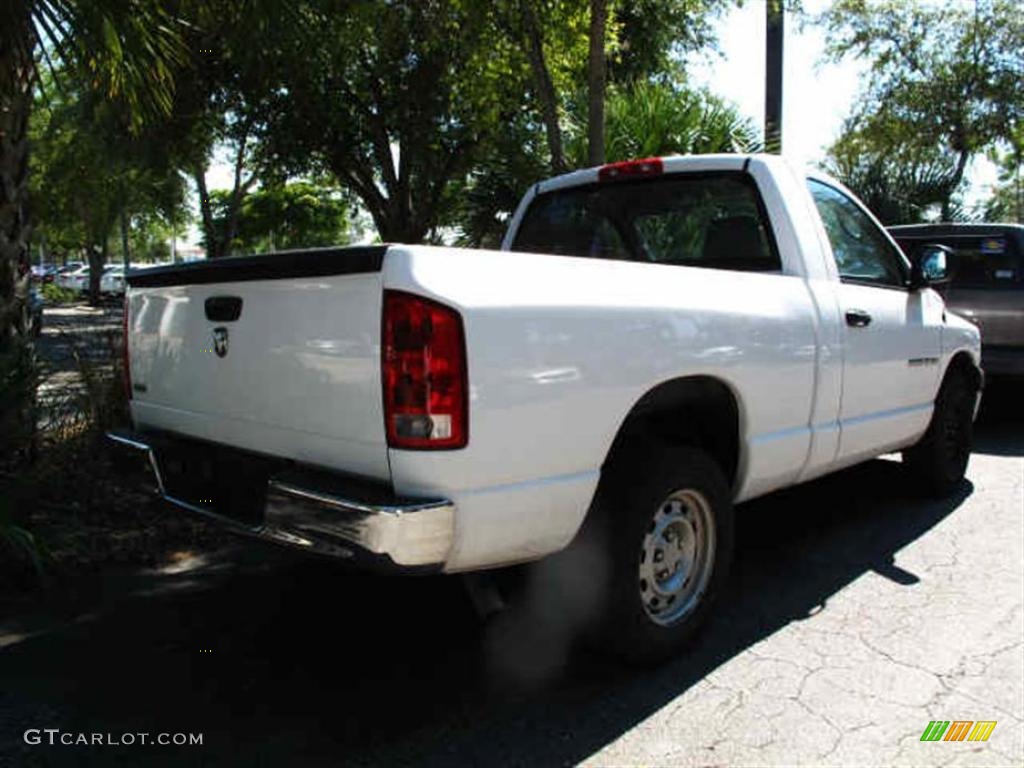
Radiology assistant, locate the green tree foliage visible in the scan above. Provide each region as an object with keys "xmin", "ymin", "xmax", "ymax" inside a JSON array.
[
  {"xmin": 449, "ymin": 114, "xmax": 552, "ymax": 247},
  {"xmin": 169, "ymin": 1, "xmax": 297, "ymax": 258},
  {"xmin": 453, "ymin": 80, "xmax": 758, "ymax": 247},
  {"xmin": 983, "ymin": 165, "xmax": 1024, "ymax": 223},
  {"xmin": 1, "ymin": 0, "xmax": 187, "ymax": 343},
  {"xmin": 824, "ymin": 124, "xmax": 964, "ymax": 225},
  {"xmin": 579, "ymin": 80, "xmax": 760, "ymax": 165},
  {"xmin": 254, "ymin": 0, "xmax": 733, "ymax": 245},
  {"xmin": 30, "ymin": 80, "xmax": 187, "ymax": 300},
  {"xmin": 610, "ymin": 0, "xmax": 725, "ymax": 83},
  {"xmin": 982, "ymin": 126, "xmax": 1023, "ymax": 222},
  {"xmin": 30, "ymin": 93, "xmax": 119, "ymax": 299},
  {"xmin": 258, "ymin": 0, "xmax": 525, "ymax": 244},
  {"xmin": 500, "ymin": 0, "xmax": 728, "ymax": 175},
  {"xmin": 819, "ymin": 0, "xmax": 1024, "ymax": 219},
  {"xmin": 203, "ymin": 183, "xmax": 354, "ymax": 255}
]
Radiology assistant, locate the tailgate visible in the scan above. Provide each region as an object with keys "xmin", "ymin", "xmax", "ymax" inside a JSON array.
[{"xmin": 125, "ymin": 247, "xmax": 391, "ymax": 481}]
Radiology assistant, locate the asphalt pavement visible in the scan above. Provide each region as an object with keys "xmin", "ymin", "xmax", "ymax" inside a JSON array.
[{"xmin": 1, "ymin": 377, "xmax": 1021, "ymax": 767}]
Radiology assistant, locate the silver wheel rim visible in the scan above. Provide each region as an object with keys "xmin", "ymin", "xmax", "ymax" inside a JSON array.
[{"xmin": 638, "ymin": 488, "xmax": 715, "ymax": 627}]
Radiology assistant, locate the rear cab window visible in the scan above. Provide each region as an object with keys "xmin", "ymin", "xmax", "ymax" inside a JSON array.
[{"xmin": 511, "ymin": 173, "xmax": 781, "ymax": 273}]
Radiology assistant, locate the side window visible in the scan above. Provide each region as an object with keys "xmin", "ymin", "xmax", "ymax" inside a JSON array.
[{"xmin": 808, "ymin": 179, "xmax": 907, "ymax": 287}]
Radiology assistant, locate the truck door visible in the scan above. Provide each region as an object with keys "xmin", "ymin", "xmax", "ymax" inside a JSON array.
[{"xmin": 807, "ymin": 179, "xmax": 943, "ymax": 465}]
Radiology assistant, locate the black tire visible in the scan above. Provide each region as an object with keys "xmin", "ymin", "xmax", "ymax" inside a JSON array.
[
  {"xmin": 903, "ymin": 367, "xmax": 976, "ymax": 498},
  {"xmin": 585, "ymin": 443, "xmax": 734, "ymax": 664}
]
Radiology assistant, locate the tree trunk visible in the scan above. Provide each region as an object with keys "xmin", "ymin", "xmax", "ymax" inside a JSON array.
[
  {"xmin": 120, "ymin": 207, "xmax": 131, "ymax": 272},
  {"xmin": 194, "ymin": 130, "xmax": 252, "ymax": 259},
  {"xmin": 222, "ymin": 123, "xmax": 253, "ymax": 255},
  {"xmin": 521, "ymin": 0, "xmax": 567, "ymax": 175},
  {"xmin": 764, "ymin": 0, "xmax": 785, "ymax": 154},
  {"xmin": 1014, "ymin": 156, "xmax": 1022, "ymax": 223},
  {"xmin": 0, "ymin": 27, "xmax": 35, "ymax": 347},
  {"xmin": 941, "ymin": 149, "xmax": 971, "ymax": 221},
  {"xmin": 375, "ymin": 206, "xmax": 428, "ymax": 244},
  {"xmin": 587, "ymin": 0, "xmax": 607, "ymax": 167},
  {"xmin": 194, "ymin": 167, "xmax": 220, "ymax": 258},
  {"xmin": 87, "ymin": 242, "xmax": 106, "ymax": 305}
]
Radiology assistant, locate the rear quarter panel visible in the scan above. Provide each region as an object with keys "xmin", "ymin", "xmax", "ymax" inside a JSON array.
[{"xmin": 382, "ymin": 245, "xmax": 819, "ymax": 570}]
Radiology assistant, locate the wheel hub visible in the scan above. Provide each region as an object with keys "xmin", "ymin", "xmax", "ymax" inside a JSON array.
[{"xmin": 638, "ymin": 489, "xmax": 715, "ymax": 626}]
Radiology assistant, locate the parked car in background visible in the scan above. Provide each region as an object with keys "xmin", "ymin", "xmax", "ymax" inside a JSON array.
[
  {"xmin": 53, "ymin": 264, "xmax": 125, "ymax": 296},
  {"xmin": 100, "ymin": 265, "xmax": 127, "ymax": 296},
  {"xmin": 53, "ymin": 262, "xmax": 84, "ymax": 278},
  {"xmin": 30, "ymin": 265, "xmax": 59, "ymax": 284},
  {"xmin": 55, "ymin": 265, "xmax": 90, "ymax": 291},
  {"xmin": 890, "ymin": 223, "xmax": 1024, "ymax": 377}
]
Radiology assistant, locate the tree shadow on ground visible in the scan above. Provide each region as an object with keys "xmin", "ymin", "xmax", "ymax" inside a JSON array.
[{"xmin": 0, "ymin": 447, "xmax": 980, "ymax": 767}]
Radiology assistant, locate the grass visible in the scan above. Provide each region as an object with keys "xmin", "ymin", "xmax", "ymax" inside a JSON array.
[{"xmin": 39, "ymin": 282, "xmax": 81, "ymax": 305}]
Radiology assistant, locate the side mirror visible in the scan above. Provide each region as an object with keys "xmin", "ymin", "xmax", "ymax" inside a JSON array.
[{"xmin": 909, "ymin": 244, "xmax": 951, "ymax": 290}]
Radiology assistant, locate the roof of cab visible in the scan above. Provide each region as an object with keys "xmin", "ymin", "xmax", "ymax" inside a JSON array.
[{"xmin": 535, "ymin": 153, "xmax": 756, "ymax": 195}]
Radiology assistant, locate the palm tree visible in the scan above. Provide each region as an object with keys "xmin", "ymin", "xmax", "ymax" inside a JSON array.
[
  {"xmin": 568, "ymin": 81, "xmax": 761, "ymax": 166},
  {"xmin": 1, "ymin": 1, "xmax": 185, "ymax": 346}
]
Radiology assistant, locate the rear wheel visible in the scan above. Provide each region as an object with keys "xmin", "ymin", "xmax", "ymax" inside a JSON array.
[
  {"xmin": 903, "ymin": 368, "xmax": 976, "ymax": 497},
  {"xmin": 589, "ymin": 444, "xmax": 734, "ymax": 664}
]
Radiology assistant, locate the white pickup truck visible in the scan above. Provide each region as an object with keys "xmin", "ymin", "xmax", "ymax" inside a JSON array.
[{"xmin": 110, "ymin": 154, "xmax": 982, "ymax": 661}]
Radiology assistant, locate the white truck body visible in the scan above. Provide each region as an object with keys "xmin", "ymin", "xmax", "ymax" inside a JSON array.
[{"xmin": 116, "ymin": 154, "xmax": 981, "ymax": 576}]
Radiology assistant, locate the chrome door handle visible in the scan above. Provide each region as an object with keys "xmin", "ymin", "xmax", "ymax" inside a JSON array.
[{"xmin": 845, "ymin": 309, "xmax": 872, "ymax": 328}]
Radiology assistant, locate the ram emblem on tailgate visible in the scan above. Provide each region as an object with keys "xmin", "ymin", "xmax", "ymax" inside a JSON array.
[{"xmin": 212, "ymin": 326, "xmax": 229, "ymax": 358}]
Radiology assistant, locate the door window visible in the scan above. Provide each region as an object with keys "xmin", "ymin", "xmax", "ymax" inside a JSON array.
[{"xmin": 808, "ymin": 179, "xmax": 907, "ymax": 287}]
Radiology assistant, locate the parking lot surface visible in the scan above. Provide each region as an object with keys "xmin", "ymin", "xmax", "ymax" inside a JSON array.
[{"xmin": 1, "ymin": 374, "xmax": 1021, "ymax": 767}]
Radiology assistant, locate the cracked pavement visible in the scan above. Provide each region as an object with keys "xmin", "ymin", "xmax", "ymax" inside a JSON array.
[
  {"xmin": 590, "ymin": 382, "xmax": 1023, "ymax": 768},
  {"xmin": 1, "ymin": 381, "xmax": 1021, "ymax": 767}
]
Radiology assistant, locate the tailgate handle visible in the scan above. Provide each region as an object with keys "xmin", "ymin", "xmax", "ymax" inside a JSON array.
[{"xmin": 205, "ymin": 296, "xmax": 243, "ymax": 322}]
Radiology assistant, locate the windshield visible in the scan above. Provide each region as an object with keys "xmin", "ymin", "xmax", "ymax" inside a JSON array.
[{"xmin": 511, "ymin": 173, "xmax": 781, "ymax": 273}]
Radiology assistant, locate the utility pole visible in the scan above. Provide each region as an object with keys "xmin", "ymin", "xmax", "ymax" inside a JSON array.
[{"xmin": 765, "ymin": 0, "xmax": 784, "ymax": 154}]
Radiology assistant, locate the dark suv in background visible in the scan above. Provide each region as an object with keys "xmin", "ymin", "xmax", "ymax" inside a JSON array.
[{"xmin": 890, "ymin": 223, "xmax": 1024, "ymax": 378}]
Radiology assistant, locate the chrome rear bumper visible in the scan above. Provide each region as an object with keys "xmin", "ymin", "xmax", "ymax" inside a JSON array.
[{"xmin": 106, "ymin": 429, "xmax": 454, "ymax": 570}]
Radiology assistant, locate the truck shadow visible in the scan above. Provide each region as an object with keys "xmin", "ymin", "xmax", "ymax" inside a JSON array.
[{"xmin": 0, "ymin": 452, "xmax": 980, "ymax": 766}]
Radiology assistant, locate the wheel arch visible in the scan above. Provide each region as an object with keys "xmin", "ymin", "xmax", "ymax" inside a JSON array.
[
  {"xmin": 940, "ymin": 349, "xmax": 983, "ymax": 394},
  {"xmin": 601, "ymin": 375, "xmax": 744, "ymax": 491}
]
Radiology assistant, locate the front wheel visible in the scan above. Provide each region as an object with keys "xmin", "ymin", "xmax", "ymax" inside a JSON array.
[
  {"xmin": 903, "ymin": 368, "xmax": 976, "ymax": 497},
  {"xmin": 589, "ymin": 444, "xmax": 734, "ymax": 664}
]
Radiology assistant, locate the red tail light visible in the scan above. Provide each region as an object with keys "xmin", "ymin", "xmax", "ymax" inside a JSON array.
[
  {"xmin": 598, "ymin": 157, "xmax": 663, "ymax": 182},
  {"xmin": 382, "ymin": 290, "xmax": 468, "ymax": 449},
  {"xmin": 122, "ymin": 296, "xmax": 132, "ymax": 400}
]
